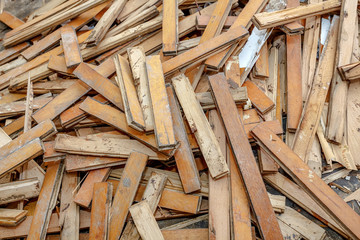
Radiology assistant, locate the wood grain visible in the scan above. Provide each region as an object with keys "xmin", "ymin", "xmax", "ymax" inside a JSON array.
[
  {"xmin": 146, "ymin": 55, "xmax": 176, "ymax": 150},
  {"xmin": 208, "ymin": 73, "xmax": 282, "ymax": 239}
]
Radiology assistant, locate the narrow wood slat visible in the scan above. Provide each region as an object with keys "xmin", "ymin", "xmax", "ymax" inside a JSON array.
[
  {"xmin": 47, "ymin": 55, "xmax": 76, "ymax": 77},
  {"xmin": 130, "ymin": 201, "xmax": 165, "ymax": 240},
  {"xmin": 61, "ymin": 25, "xmax": 83, "ymax": 67},
  {"xmin": 162, "ymin": 0, "xmax": 178, "ymax": 55},
  {"xmin": 146, "ymin": 55, "xmax": 176, "ymax": 150},
  {"xmin": 60, "ymin": 94, "xmax": 107, "ymax": 128},
  {"xmin": 0, "ymin": 138, "xmax": 44, "ymax": 178},
  {"xmin": 115, "ymin": 55, "xmax": 145, "ymax": 131},
  {"xmin": 0, "ymin": 42, "xmax": 30, "ymax": 65},
  {"xmin": 74, "ymin": 168, "xmax": 111, "ymax": 208},
  {"xmin": 253, "ymin": 0, "xmax": 341, "ymax": 29},
  {"xmin": 32, "ymin": 58, "xmax": 115, "ymax": 124},
  {"xmin": 0, "ymin": 179, "xmax": 40, "ymax": 205},
  {"xmin": 28, "ymin": 161, "xmax": 65, "ymax": 240},
  {"xmin": 21, "ymin": 3, "xmax": 108, "ymax": 61},
  {"xmin": 120, "ymin": 171, "xmax": 167, "ymax": 240},
  {"xmin": 54, "ymin": 134, "xmax": 168, "ymax": 160},
  {"xmin": 127, "ymin": 46, "xmax": 155, "ymax": 133},
  {"xmin": 242, "ymin": 80, "xmax": 274, "ymax": 115},
  {"xmin": 0, "ymin": 97, "xmax": 52, "ymax": 117},
  {"xmin": 228, "ymin": 146, "xmax": 252, "ymax": 239},
  {"xmin": 0, "ymin": 119, "xmax": 56, "ymax": 158},
  {"xmin": 85, "ymin": 0, "xmax": 127, "ymax": 45},
  {"xmin": 172, "ymin": 74, "xmax": 229, "ymax": 179},
  {"xmin": 162, "ymin": 26, "xmax": 248, "ymax": 76},
  {"xmin": 251, "ymin": 125, "xmax": 360, "ymax": 239},
  {"xmin": 59, "ymin": 172, "xmax": 79, "ymax": 239},
  {"xmin": 204, "ymin": 0, "xmax": 267, "ymax": 70},
  {"xmin": 286, "ymin": 0, "xmax": 302, "ymax": 132},
  {"xmin": 292, "ymin": 16, "xmax": 339, "ymax": 162},
  {"xmin": 74, "ymin": 62, "xmax": 124, "ymax": 111},
  {"xmin": 89, "ymin": 182, "xmax": 112, "ymax": 240},
  {"xmin": 253, "ymin": 43, "xmax": 269, "ymax": 79},
  {"xmin": 196, "ymin": 15, "xmax": 237, "ymax": 30},
  {"xmin": 208, "ymin": 73, "xmax": 282, "ymax": 239},
  {"xmin": 66, "ymin": 154, "xmax": 126, "ymax": 172},
  {"xmin": 109, "ymin": 152, "xmax": 148, "ymax": 240},
  {"xmin": 3, "ymin": 0, "xmax": 108, "ymax": 47},
  {"xmin": 167, "ymin": 85, "xmax": 200, "ymax": 193},
  {"xmin": 208, "ymin": 110, "xmax": 230, "ymax": 240},
  {"xmin": 327, "ymin": 0, "xmax": 358, "ymax": 143},
  {"xmin": 79, "ymin": 97, "xmax": 163, "ymax": 152},
  {"xmin": 134, "ymin": 184, "xmax": 201, "ymax": 214},
  {"xmin": 0, "ymin": 11, "xmax": 24, "ymax": 29},
  {"xmin": 0, "ymin": 208, "xmax": 27, "ymax": 226}
]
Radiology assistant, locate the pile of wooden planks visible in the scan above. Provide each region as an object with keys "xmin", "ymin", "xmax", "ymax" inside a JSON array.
[{"xmin": 0, "ymin": 0, "xmax": 359, "ymax": 239}]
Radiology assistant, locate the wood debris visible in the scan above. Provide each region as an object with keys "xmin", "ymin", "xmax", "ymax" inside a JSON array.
[{"xmin": 0, "ymin": 0, "xmax": 360, "ymax": 239}]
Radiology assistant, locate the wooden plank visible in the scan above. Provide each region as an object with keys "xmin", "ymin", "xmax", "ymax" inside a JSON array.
[
  {"xmin": 162, "ymin": 26, "xmax": 248, "ymax": 76},
  {"xmin": 74, "ymin": 168, "xmax": 111, "ymax": 208},
  {"xmin": 0, "ymin": 138, "xmax": 44, "ymax": 179},
  {"xmin": 208, "ymin": 73, "xmax": 282, "ymax": 239},
  {"xmin": 61, "ymin": 25, "xmax": 83, "ymax": 68},
  {"xmin": 264, "ymin": 174, "xmax": 344, "ymax": 237},
  {"xmin": 59, "ymin": 94, "xmax": 107, "ymax": 129},
  {"xmin": 114, "ymin": 55, "xmax": 145, "ymax": 131},
  {"xmin": 28, "ymin": 160, "xmax": 65, "ymax": 240},
  {"xmin": 253, "ymin": 43, "xmax": 269, "ymax": 79},
  {"xmin": 32, "ymin": 81, "xmax": 89, "ymax": 124},
  {"xmin": 109, "ymin": 152, "xmax": 148, "ymax": 240},
  {"xmin": 162, "ymin": 229, "xmax": 208, "ymax": 240},
  {"xmin": 0, "ymin": 97, "xmax": 51, "ymax": 118},
  {"xmin": 111, "ymin": 166, "xmax": 208, "ymax": 196},
  {"xmin": 74, "ymin": 62, "xmax": 124, "ymax": 111},
  {"xmin": 127, "ymin": 46, "xmax": 155, "ymax": 133},
  {"xmin": 286, "ymin": 0, "xmax": 302, "ymax": 131},
  {"xmin": 0, "ymin": 119, "xmax": 56, "ymax": 159},
  {"xmin": 204, "ymin": 0, "xmax": 268, "ymax": 70},
  {"xmin": 21, "ymin": 3, "xmax": 108, "ymax": 61},
  {"xmin": 32, "ymin": 59, "xmax": 115, "ymax": 124},
  {"xmin": 0, "ymin": 178, "xmax": 40, "ymax": 205},
  {"xmin": 338, "ymin": 61, "xmax": 360, "ymax": 81},
  {"xmin": 301, "ymin": 0, "xmax": 321, "ymax": 101},
  {"xmin": 0, "ymin": 42, "xmax": 30, "ymax": 66},
  {"xmin": 66, "ymin": 154, "xmax": 126, "ymax": 172},
  {"xmin": 59, "ymin": 172, "xmax": 79, "ymax": 240},
  {"xmin": 79, "ymin": 97, "xmax": 163, "ymax": 152},
  {"xmin": 54, "ymin": 134, "xmax": 168, "ymax": 160},
  {"xmin": 0, "ymin": 11, "xmax": 24, "ymax": 29},
  {"xmin": 3, "ymin": 0, "xmax": 108, "ymax": 47},
  {"xmin": 85, "ymin": 0, "xmax": 127, "ymax": 45},
  {"xmin": 162, "ymin": 0, "xmax": 178, "ymax": 55},
  {"xmin": 89, "ymin": 182, "xmax": 112, "ymax": 240},
  {"xmin": 292, "ymin": 16, "xmax": 339, "ymax": 163},
  {"xmin": 242, "ymin": 80, "xmax": 274, "ymax": 115},
  {"xmin": 196, "ymin": 15, "xmax": 236, "ymax": 30},
  {"xmin": 0, "ymin": 208, "xmax": 27, "ymax": 227},
  {"xmin": 251, "ymin": 124, "xmax": 360, "ymax": 239},
  {"xmin": 208, "ymin": 110, "xmax": 230, "ymax": 240},
  {"xmin": 130, "ymin": 201, "xmax": 165, "ymax": 240},
  {"xmin": 228, "ymin": 146, "xmax": 252, "ymax": 239},
  {"xmin": 253, "ymin": 0, "xmax": 341, "ymax": 29},
  {"xmin": 109, "ymin": 178, "xmax": 201, "ymax": 214},
  {"xmin": 167, "ymin": 85, "xmax": 200, "ymax": 193},
  {"xmin": 277, "ymin": 206, "xmax": 326, "ymax": 240},
  {"xmin": 120, "ymin": 171, "xmax": 167, "ymax": 240},
  {"xmin": 172, "ymin": 74, "xmax": 229, "ymax": 179},
  {"xmin": 146, "ymin": 55, "xmax": 176, "ymax": 150},
  {"xmin": 196, "ymin": 87, "xmax": 247, "ymax": 110}
]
